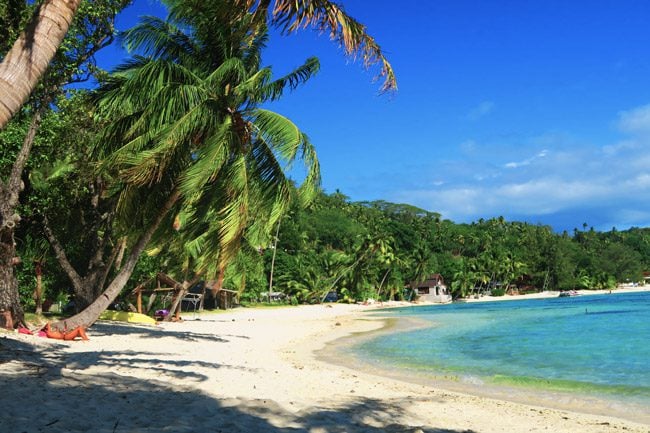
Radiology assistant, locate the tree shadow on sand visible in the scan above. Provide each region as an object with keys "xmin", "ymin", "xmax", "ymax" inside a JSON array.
[
  {"xmin": 88, "ymin": 321, "xmax": 250, "ymax": 343},
  {"xmin": 0, "ymin": 336, "xmax": 254, "ymax": 383},
  {"xmin": 1, "ymin": 337, "xmax": 476, "ymax": 433}
]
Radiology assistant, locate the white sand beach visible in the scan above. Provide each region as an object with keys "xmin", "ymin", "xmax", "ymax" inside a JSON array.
[
  {"xmin": 462, "ymin": 285, "xmax": 650, "ymax": 304},
  {"xmin": 1, "ymin": 302, "xmax": 649, "ymax": 433}
]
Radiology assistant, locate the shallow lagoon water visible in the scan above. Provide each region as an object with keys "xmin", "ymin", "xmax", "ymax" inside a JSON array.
[{"xmin": 353, "ymin": 292, "xmax": 650, "ymax": 405}]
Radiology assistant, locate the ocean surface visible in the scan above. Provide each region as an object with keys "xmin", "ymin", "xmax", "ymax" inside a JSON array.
[{"xmin": 349, "ymin": 291, "xmax": 650, "ymax": 412}]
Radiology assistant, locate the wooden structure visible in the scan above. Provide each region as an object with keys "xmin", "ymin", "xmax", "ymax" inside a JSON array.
[
  {"xmin": 130, "ymin": 273, "xmax": 238, "ymax": 319},
  {"xmin": 215, "ymin": 289, "xmax": 238, "ymax": 309},
  {"xmin": 131, "ymin": 273, "xmax": 197, "ymax": 321}
]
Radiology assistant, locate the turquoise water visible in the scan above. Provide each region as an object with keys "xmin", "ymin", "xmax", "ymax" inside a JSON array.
[{"xmin": 353, "ymin": 292, "xmax": 650, "ymax": 403}]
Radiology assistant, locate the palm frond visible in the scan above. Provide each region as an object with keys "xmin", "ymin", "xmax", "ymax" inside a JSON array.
[
  {"xmin": 203, "ymin": 57, "xmax": 248, "ymax": 91},
  {"xmin": 268, "ymin": 0, "xmax": 396, "ymax": 92},
  {"xmin": 242, "ymin": 27, "xmax": 269, "ymax": 71},
  {"xmin": 177, "ymin": 120, "xmax": 233, "ymax": 197},
  {"xmin": 249, "ymin": 109, "xmax": 302, "ymax": 160},
  {"xmin": 98, "ymin": 3, "xmax": 325, "ymax": 279},
  {"xmin": 98, "ymin": 59, "xmax": 203, "ymax": 119},
  {"xmin": 257, "ymin": 56, "xmax": 319, "ymax": 102},
  {"xmin": 216, "ymin": 154, "xmax": 250, "ymax": 266},
  {"xmin": 121, "ymin": 16, "xmax": 200, "ymax": 63},
  {"xmin": 296, "ymin": 133, "xmax": 321, "ymax": 205}
]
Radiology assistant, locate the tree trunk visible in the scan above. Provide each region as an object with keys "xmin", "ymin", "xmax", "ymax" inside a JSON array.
[
  {"xmin": 0, "ymin": 0, "xmax": 82, "ymax": 129},
  {"xmin": 268, "ymin": 217, "xmax": 281, "ymax": 302},
  {"xmin": 210, "ymin": 266, "xmax": 226, "ymax": 298},
  {"xmin": 0, "ymin": 105, "xmax": 45, "ymax": 328},
  {"xmin": 0, "ymin": 228, "xmax": 24, "ymax": 329},
  {"xmin": 34, "ymin": 261, "xmax": 43, "ymax": 315},
  {"xmin": 42, "ymin": 215, "xmax": 105, "ymax": 312},
  {"xmin": 165, "ymin": 274, "xmax": 201, "ymax": 321},
  {"xmin": 376, "ymin": 268, "xmax": 390, "ymax": 299},
  {"xmin": 167, "ymin": 286, "xmax": 187, "ymax": 321},
  {"xmin": 51, "ymin": 190, "xmax": 181, "ymax": 331},
  {"xmin": 198, "ymin": 285, "xmax": 206, "ymax": 311}
]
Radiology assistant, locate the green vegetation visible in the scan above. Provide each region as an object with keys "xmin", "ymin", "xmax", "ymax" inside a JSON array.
[
  {"xmin": 1, "ymin": 1, "xmax": 648, "ymax": 328},
  {"xmin": 0, "ymin": 0, "xmax": 395, "ymax": 328},
  {"xmin": 247, "ymin": 192, "xmax": 649, "ymax": 302}
]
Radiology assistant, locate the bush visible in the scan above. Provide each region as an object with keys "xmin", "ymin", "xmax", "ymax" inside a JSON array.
[{"xmin": 491, "ymin": 288, "xmax": 506, "ymax": 297}]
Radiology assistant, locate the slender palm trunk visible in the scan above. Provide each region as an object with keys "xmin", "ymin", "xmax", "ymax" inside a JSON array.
[
  {"xmin": 34, "ymin": 261, "xmax": 43, "ymax": 314},
  {"xmin": 51, "ymin": 190, "xmax": 181, "ymax": 331},
  {"xmin": 165, "ymin": 275, "xmax": 201, "ymax": 320},
  {"xmin": 321, "ymin": 248, "xmax": 372, "ymax": 303},
  {"xmin": 267, "ymin": 217, "xmax": 281, "ymax": 302},
  {"xmin": 0, "ymin": 0, "xmax": 82, "ymax": 129},
  {"xmin": 377, "ymin": 268, "xmax": 390, "ymax": 299},
  {"xmin": 0, "ymin": 107, "xmax": 45, "ymax": 328}
]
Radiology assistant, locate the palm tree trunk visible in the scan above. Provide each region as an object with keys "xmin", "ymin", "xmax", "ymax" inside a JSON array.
[
  {"xmin": 0, "ymin": 106, "xmax": 46, "ymax": 328},
  {"xmin": 50, "ymin": 189, "xmax": 181, "ymax": 331},
  {"xmin": 0, "ymin": 235, "xmax": 24, "ymax": 329},
  {"xmin": 377, "ymin": 268, "xmax": 390, "ymax": 299},
  {"xmin": 267, "ymin": 216, "xmax": 281, "ymax": 302},
  {"xmin": 0, "ymin": 0, "xmax": 82, "ymax": 129},
  {"xmin": 210, "ymin": 266, "xmax": 226, "ymax": 298},
  {"xmin": 165, "ymin": 275, "xmax": 201, "ymax": 321},
  {"xmin": 34, "ymin": 261, "xmax": 43, "ymax": 314}
]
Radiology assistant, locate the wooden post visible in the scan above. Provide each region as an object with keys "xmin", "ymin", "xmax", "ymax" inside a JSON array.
[
  {"xmin": 34, "ymin": 261, "xmax": 43, "ymax": 315},
  {"xmin": 136, "ymin": 289, "xmax": 142, "ymax": 314},
  {"xmin": 146, "ymin": 292, "xmax": 157, "ymax": 314},
  {"xmin": 174, "ymin": 289, "xmax": 182, "ymax": 321},
  {"xmin": 199, "ymin": 285, "xmax": 206, "ymax": 311}
]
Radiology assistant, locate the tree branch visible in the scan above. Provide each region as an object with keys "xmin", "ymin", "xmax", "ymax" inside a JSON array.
[
  {"xmin": 42, "ymin": 215, "xmax": 84, "ymax": 294},
  {"xmin": 6, "ymin": 104, "xmax": 45, "ymax": 211}
]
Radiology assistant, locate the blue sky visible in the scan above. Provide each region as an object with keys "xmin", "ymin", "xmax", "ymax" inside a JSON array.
[{"xmin": 100, "ymin": 0, "xmax": 650, "ymax": 232}]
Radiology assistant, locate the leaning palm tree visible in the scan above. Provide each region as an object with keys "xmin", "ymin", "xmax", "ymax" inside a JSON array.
[
  {"xmin": 0, "ymin": 0, "xmax": 82, "ymax": 128},
  {"xmin": 52, "ymin": 6, "xmax": 321, "ymax": 329}
]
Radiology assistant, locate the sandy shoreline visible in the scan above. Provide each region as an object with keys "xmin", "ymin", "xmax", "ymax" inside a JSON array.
[
  {"xmin": 459, "ymin": 285, "xmax": 650, "ymax": 303},
  {"xmin": 1, "ymin": 299, "xmax": 649, "ymax": 432}
]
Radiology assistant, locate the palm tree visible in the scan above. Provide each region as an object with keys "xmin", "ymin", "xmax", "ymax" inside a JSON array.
[
  {"xmin": 0, "ymin": 0, "xmax": 396, "ymax": 130},
  {"xmin": 0, "ymin": 0, "xmax": 82, "ymax": 129},
  {"xmin": 52, "ymin": 6, "xmax": 321, "ymax": 329},
  {"xmin": 451, "ymin": 266, "xmax": 475, "ymax": 299}
]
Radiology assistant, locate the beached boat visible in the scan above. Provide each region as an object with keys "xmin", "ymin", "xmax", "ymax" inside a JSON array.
[
  {"xmin": 99, "ymin": 310, "xmax": 157, "ymax": 325},
  {"xmin": 558, "ymin": 290, "xmax": 580, "ymax": 297}
]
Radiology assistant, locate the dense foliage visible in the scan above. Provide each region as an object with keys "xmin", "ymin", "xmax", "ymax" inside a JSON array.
[
  {"xmin": 1, "ymin": 0, "xmax": 648, "ymax": 322},
  {"xmin": 6, "ymin": 123, "xmax": 650, "ymax": 309},
  {"xmin": 244, "ymin": 191, "xmax": 649, "ymax": 303}
]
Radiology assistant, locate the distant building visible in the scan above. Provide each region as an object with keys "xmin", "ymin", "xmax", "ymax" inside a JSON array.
[{"xmin": 409, "ymin": 274, "xmax": 452, "ymax": 303}]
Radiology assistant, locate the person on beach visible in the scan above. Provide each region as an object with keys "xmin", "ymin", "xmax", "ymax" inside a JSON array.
[{"xmin": 43, "ymin": 323, "xmax": 89, "ymax": 341}]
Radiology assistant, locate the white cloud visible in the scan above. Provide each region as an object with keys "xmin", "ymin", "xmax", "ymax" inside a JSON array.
[
  {"xmin": 624, "ymin": 173, "xmax": 650, "ymax": 189},
  {"xmin": 602, "ymin": 139, "xmax": 639, "ymax": 155},
  {"xmin": 504, "ymin": 149, "xmax": 548, "ymax": 169},
  {"xmin": 467, "ymin": 101, "xmax": 495, "ymax": 121},
  {"xmin": 387, "ymin": 105, "xmax": 650, "ymax": 230},
  {"xmin": 618, "ymin": 104, "xmax": 650, "ymax": 134}
]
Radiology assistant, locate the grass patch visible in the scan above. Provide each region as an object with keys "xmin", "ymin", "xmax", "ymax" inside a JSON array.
[{"xmin": 24, "ymin": 313, "xmax": 59, "ymax": 326}]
